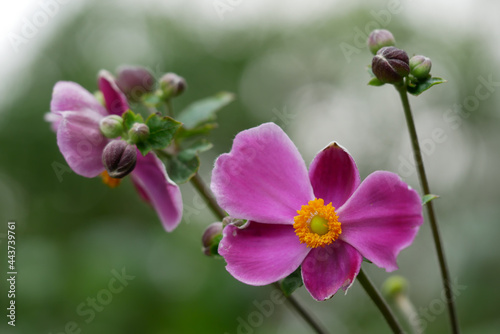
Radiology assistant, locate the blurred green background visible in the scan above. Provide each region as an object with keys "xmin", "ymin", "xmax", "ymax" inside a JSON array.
[{"xmin": 1, "ymin": 0, "xmax": 499, "ymax": 333}]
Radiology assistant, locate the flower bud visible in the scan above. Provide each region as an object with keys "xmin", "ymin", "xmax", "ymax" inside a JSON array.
[
  {"xmin": 99, "ymin": 115, "xmax": 124, "ymax": 138},
  {"xmin": 202, "ymin": 222, "xmax": 223, "ymax": 256},
  {"xmin": 367, "ymin": 29, "xmax": 396, "ymax": 55},
  {"xmin": 372, "ymin": 46, "xmax": 410, "ymax": 84},
  {"xmin": 102, "ymin": 140, "xmax": 137, "ymax": 178},
  {"xmin": 128, "ymin": 123, "xmax": 150, "ymax": 144},
  {"xmin": 409, "ymin": 55, "xmax": 432, "ymax": 79},
  {"xmin": 160, "ymin": 72, "xmax": 186, "ymax": 98},
  {"xmin": 115, "ymin": 66, "xmax": 155, "ymax": 101},
  {"xmin": 382, "ymin": 275, "xmax": 409, "ymax": 300}
]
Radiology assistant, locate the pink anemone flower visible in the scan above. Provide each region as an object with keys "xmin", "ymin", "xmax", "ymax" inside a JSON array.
[
  {"xmin": 211, "ymin": 123, "xmax": 423, "ymax": 300},
  {"xmin": 45, "ymin": 70, "xmax": 182, "ymax": 232}
]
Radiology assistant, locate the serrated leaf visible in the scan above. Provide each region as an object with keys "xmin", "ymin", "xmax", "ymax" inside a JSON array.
[
  {"xmin": 177, "ymin": 92, "xmax": 234, "ymax": 129},
  {"xmin": 145, "ymin": 114, "xmax": 182, "ymax": 151},
  {"xmin": 122, "ymin": 110, "xmax": 144, "ymax": 132},
  {"xmin": 158, "ymin": 140, "xmax": 213, "ymax": 184},
  {"xmin": 280, "ymin": 267, "xmax": 303, "ymax": 297},
  {"xmin": 165, "ymin": 153, "xmax": 200, "ymax": 184},
  {"xmin": 407, "ymin": 77, "xmax": 447, "ymax": 96},
  {"xmin": 368, "ymin": 77, "xmax": 385, "ymax": 86},
  {"xmin": 422, "ymin": 194, "xmax": 439, "ymax": 205}
]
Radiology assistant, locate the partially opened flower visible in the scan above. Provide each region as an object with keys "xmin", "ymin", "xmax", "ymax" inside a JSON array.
[
  {"xmin": 45, "ymin": 70, "xmax": 182, "ymax": 232},
  {"xmin": 211, "ymin": 123, "xmax": 423, "ymax": 301}
]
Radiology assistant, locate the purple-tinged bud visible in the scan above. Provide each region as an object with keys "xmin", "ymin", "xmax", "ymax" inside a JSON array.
[
  {"xmin": 367, "ymin": 29, "xmax": 396, "ymax": 55},
  {"xmin": 128, "ymin": 123, "xmax": 150, "ymax": 144},
  {"xmin": 160, "ymin": 72, "xmax": 186, "ymax": 98},
  {"xmin": 99, "ymin": 115, "xmax": 124, "ymax": 138},
  {"xmin": 102, "ymin": 140, "xmax": 137, "ymax": 178},
  {"xmin": 409, "ymin": 55, "xmax": 432, "ymax": 79},
  {"xmin": 202, "ymin": 222, "xmax": 223, "ymax": 256},
  {"xmin": 372, "ymin": 47, "xmax": 410, "ymax": 84},
  {"xmin": 115, "ymin": 66, "xmax": 155, "ymax": 101}
]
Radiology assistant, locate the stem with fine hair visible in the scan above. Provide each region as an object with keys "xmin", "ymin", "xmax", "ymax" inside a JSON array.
[{"xmin": 395, "ymin": 83, "xmax": 460, "ymax": 334}]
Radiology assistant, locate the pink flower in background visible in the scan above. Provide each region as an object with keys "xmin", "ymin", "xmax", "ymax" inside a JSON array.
[
  {"xmin": 45, "ymin": 70, "xmax": 182, "ymax": 232},
  {"xmin": 211, "ymin": 123, "xmax": 423, "ymax": 301}
]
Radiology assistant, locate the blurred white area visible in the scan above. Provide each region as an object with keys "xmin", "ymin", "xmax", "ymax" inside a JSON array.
[{"xmin": 1, "ymin": 0, "xmax": 499, "ymax": 101}]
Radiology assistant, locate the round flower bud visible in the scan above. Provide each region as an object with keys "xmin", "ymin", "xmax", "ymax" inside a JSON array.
[
  {"xmin": 372, "ymin": 46, "xmax": 410, "ymax": 84},
  {"xmin": 160, "ymin": 72, "xmax": 186, "ymax": 98},
  {"xmin": 128, "ymin": 123, "xmax": 150, "ymax": 144},
  {"xmin": 99, "ymin": 115, "xmax": 124, "ymax": 138},
  {"xmin": 409, "ymin": 55, "xmax": 432, "ymax": 79},
  {"xmin": 367, "ymin": 29, "xmax": 396, "ymax": 55},
  {"xmin": 115, "ymin": 65, "xmax": 155, "ymax": 101},
  {"xmin": 202, "ymin": 222, "xmax": 223, "ymax": 256},
  {"xmin": 382, "ymin": 275, "xmax": 409, "ymax": 300},
  {"xmin": 102, "ymin": 140, "xmax": 137, "ymax": 178}
]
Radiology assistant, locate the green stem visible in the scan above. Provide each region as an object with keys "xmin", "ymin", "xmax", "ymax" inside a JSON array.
[
  {"xmin": 164, "ymin": 99, "xmax": 174, "ymax": 117},
  {"xmin": 191, "ymin": 173, "xmax": 329, "ymax": 334},
  {"xmin": 357, "ymin": 269, "xmax": 405, "ymax": 333},
  {"xmin": 190, "ymin": 173, "xmax": 227, "ymax": 221},
  {"xmin": 395, "ymin": 84, "xmax": 460, "ymax": 334}
]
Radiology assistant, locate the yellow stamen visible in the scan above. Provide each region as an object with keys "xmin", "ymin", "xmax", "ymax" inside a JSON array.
[
  {"xmin": 100, "ymin": 170, "xmax": 121, "ymax": 188},
  {"xmin": 293, "ymin": 198, "xmax": 341, "ymax": 248}
]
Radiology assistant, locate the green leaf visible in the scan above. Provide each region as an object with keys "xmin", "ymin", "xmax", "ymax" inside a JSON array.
[
  {"xmin": 363, "ymin": 258, "xmax": 373, "ymax": 264},
  {"xmin": 368, "ymin": 77, "xmax": 385, "ymax": 86},
  {"xmin": 407, "ymin": 77, "xmax": 447, "ymax": 96},
  {"xmin": 177, "ymin": 92, "xmax": 235, "ymax": 129},
  {"xmin": 144, "ymin": 114, "xmax": 182, "ymax": 153},
  {"xmin": 160, "ymin": 140, "xmax": 213, "ymax": 184},
  {"xmin": 165, "ymin": 153, "xmax": 200, "ymax": 184},
  {"xmin": 422, "ymin": 194, "xmax": 439, "ymax": 205},
  {"xmin": 280, "ymin": 267, "xmax": 303, "ymax": 297},
  {"xmin": 122, "ymin": 110, "xmax": 144, "ymax": 132}
]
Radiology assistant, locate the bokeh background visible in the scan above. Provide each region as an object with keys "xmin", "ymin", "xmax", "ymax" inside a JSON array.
[{"xmin": 1, "ymin": 0, "xmax": 499, "ymax": 333}]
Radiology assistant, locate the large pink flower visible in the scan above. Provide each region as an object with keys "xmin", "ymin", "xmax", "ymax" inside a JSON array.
[
  {"xmin": 211, "ymin": 123, "xmax": 423, "ymax": 301},
  {"xmin": 46, "ymin": 70, "xmax": 183, "ymax": 232}
]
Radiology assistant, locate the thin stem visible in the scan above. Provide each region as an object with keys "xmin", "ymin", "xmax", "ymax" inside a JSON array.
[
  {"xmin": 357, "ymin": 269, "xmax": 405, "ymax": 334},
  {"xmin": 190, "ymin": 173, "xmax": 227, "ymax": 221},
  {"xmin": 191, "ymin": 173, "xmax": 328, "ymax": 334},
  {"xmin": 164, "ymin": 99, "xmax": 174, "ymax": 117},
  {"xmin": 395, "ymin": 84, "xmax": 460, "ymax": 334}
]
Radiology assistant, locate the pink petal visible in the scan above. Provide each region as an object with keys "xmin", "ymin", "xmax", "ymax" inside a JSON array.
[
  {"xmin": 338, "ymin": 171, "xmax": 423, "ymax": 271},
  {"xmin": 56, "ymin": 111, "xmax": 107, "ymax": 178},
  {"xmin": 309, "ymin": 142, "xmax": 361, "ymax": 208},
  {"xmin": 131, "ymin": 152, "xmax": 183, "ymax": 232},
  {"xmin": 302, "ymin": 241, "xmax": 362, "ymax": 301},
  {"xmin": 211, "ymin": 123, "xmax": 314, "ymax": 224},
  {"xmin": 98, "ymin": 70, "xmax": 129, "ymax": 115},
  {"xmin": 219, "ymin": 222, "xmax": 310, "ymax": 285},
  {"xmin": 50, "ymin": 81, "xmax": 108, "ymax": 116}
]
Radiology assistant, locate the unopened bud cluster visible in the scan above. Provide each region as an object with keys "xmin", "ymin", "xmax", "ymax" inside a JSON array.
[{"xmin": 368, "ymin": 30, "xmax": 433, "ymax": 85}]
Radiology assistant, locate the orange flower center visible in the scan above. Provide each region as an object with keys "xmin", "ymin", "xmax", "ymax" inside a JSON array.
[
  {"xmin": 100, "ymin": 170, "xmax": 122, "ymax": 188},
  {"xmin": 293, "ymin": 198, "xmax": 341, "ymax": 248}
]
